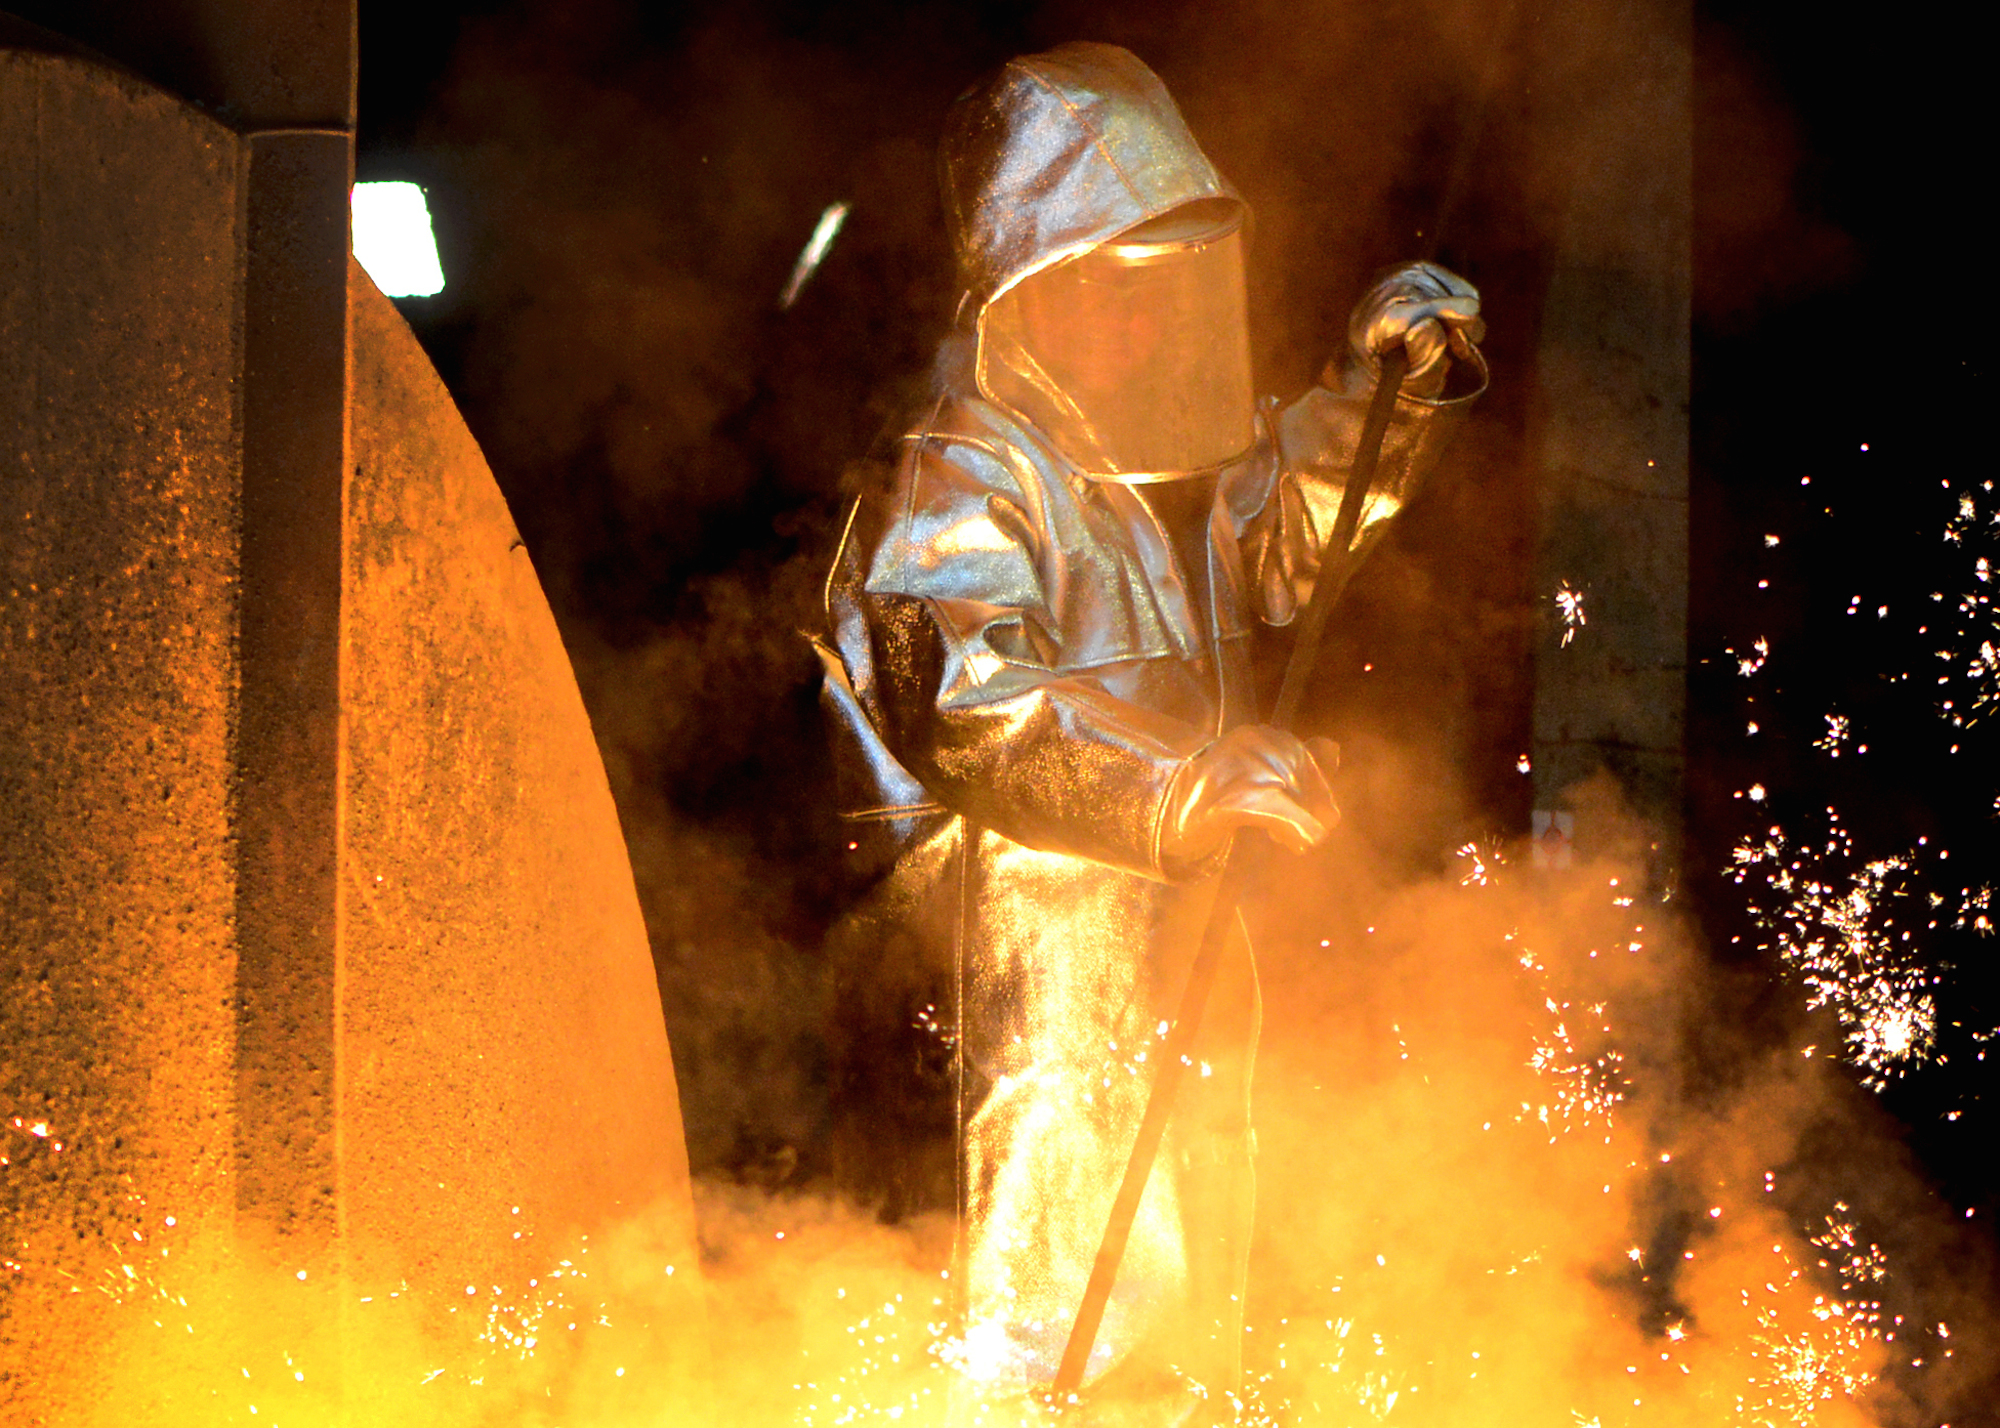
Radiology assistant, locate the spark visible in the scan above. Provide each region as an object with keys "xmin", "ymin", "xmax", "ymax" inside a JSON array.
[
  {"xmin": 1456, "ymin": 840, "xmax": 1503, "ymax": 886},
  {"xmin": 1554, "ymin": 580, "xmax": 1587, "ymax": 647},
  {"xmin": 781, "ymin": 201, "xmax": 851, "ymax": 310},
  {"xmin": 1732, "ymin": 637, "xmax": 1771, "ymax": 677}
]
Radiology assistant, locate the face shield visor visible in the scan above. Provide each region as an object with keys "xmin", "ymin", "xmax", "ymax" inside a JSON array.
[{"xmin": 978, "ymin": 201, "xmax": 1256, "ymax": 483}]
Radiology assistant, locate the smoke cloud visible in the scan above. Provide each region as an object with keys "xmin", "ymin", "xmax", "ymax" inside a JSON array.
[{"xmin": 39, "ymin": 767, "xmax": 1992, "ymax": 1422}]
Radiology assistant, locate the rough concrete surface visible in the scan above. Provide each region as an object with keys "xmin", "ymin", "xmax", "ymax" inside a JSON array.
[
  {"xmin": 2, "ymin": 43, "xmax": 697, "ymax": 1419},
  {"xmin": 0, "ymin": 50, "xmax": 245, "ymax": 1416},
  {"xmin": 343, "ymin": 256, "xmax": 696, "ymax": 1301}
]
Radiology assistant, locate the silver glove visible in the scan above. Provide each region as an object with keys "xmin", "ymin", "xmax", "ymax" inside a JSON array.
[
  {"xmin": 1162, "ymin": 725, "xmax": 1341, "ymax": 867},
  {"xmin": 1348, "ymin": 261, "xmax": 1485, "ymax": 400}
]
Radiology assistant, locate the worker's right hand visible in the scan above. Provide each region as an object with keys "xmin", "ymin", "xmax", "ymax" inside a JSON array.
[{"xmin": 1161, "ymin": 725, "xmax": 1341, "ymax": 869}]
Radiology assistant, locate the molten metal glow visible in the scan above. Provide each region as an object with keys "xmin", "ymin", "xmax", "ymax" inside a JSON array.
[{"xmin": 11, "ymin": 826, "xmax": 1956, "ymax": 1426}]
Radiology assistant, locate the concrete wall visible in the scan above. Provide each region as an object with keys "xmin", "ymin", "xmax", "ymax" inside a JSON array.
[
  {"xmin": 1, "ymin": 45, "xmax": 696, "ymax": 1416},
  {"xmin": 1527, "ymin": 0, "xmax": 1692, "ymax": 874}
]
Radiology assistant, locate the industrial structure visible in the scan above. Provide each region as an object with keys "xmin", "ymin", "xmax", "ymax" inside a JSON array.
[{"xmin": 1, "ymin": 6, "xmax": 698, "ymax": 1415}]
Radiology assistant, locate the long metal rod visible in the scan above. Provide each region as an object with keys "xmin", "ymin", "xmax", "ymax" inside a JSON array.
[
  {"xmin": 1051, "ymin": 344, "xmax": 1411, "ymax": 1400},
  {"xmin": 1271, "ymin": 344, "xmax": 1411, "ymax": 729}
]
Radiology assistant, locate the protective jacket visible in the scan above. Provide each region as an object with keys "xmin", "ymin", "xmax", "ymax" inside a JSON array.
[{"xmin": 814, "ymin": 42, "xmax": 1483, "ymax": 1411}]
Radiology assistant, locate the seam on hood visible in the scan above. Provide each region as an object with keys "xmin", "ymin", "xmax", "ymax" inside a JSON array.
[{"xmin": 1012, "ymin": 59, "xmax": 1149, "ymax": 226}]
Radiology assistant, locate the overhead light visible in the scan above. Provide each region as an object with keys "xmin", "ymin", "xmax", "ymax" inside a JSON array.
[{"xmin": 351, "ymin": 181, "xmax": 445, "ymax": 298}]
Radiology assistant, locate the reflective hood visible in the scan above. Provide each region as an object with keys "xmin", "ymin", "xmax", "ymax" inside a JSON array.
[{"xmin": 941, "ymin": 43, "xmax": 1253, "ymax": 482}]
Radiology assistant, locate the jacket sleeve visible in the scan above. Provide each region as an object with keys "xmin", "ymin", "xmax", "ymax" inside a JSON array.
[
  {"xmin": 1239, "ymin": 346, "xmax": 1487, "ymax": 626},
  {"xmin": 835, "ymin": 432, "xmax": 1206, "ymax": 880}
]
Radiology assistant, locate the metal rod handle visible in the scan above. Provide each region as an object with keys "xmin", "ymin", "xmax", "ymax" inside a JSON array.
[{"xmin": 1050, "ymin": 342, "xmax": 1411, "ymax": 1402}]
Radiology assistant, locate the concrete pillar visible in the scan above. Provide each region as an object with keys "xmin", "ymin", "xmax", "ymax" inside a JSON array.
[
  {"xmin": 1526, "ymin": 0, "xmax": 1693, "ymax": 875},
  {"xmin": 235, "ymin": 122, "xmax": 355, "ymax": 1256}
]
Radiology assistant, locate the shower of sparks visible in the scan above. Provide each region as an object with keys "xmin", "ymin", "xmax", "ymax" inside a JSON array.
[
  {"xmin": 800, "ymin": 1286, "xmax": 954, "ymax": 1428},
  {"xmin": 1524, "ymin": 991, "xmax": 1628, "ymax": 1138},
  {"xmin": 1730, "ymin": 814, "xmax": 1939, "ymax": 1087},
  {"xmin": 1554, "ymin": 580, "xmax": 1587, "ymax": 647},
  {"xmin": 913, "ymin": 1001, "xmax": 957, "ymax": 1049},
  {"xmin": 1811, "ymin": 1204, "xmax": 1889, "ymax": 1288},
  {"xmin": 10, "ymin": 905, "xmax": 1936, "ymax": 1428},
  {"xmin": 1951, "ymin": 883, "xmax": 1994, "ymax": 935},
  {"xmin": 3, "ymin": 1113, "xmax": 63, "ymax": 1167},
  {"xmin": 473, "ymin": 1239, "xmax": 588, "ymax": 1363},
  {"xmin": 1735, "ymin": 1206, "xmax": 1893, "ymax": 1423},
  {"xmin": 1512, "ymin": 892, "xmax": 1632, "ymax": 1138},
  {"xmin": 781, "ymin": 201, "xmax": 852, "ymax": 310},
  {"xmin": 1934, "ymin": 476, "xmax": 2000, "ymax": 726},
  {"xmin": 1729, "ymin": 1208, "xmax": 1893, "ymax": 1424}
]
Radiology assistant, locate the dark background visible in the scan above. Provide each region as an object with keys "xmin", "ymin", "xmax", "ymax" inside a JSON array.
[
  {"xmin": 1684, "ymin": 1, "xmax": 1995, "ymax": 1221},
  {"xmin": 339, "ymin": 0, "xmax": 1988, "ymax": 1223}
]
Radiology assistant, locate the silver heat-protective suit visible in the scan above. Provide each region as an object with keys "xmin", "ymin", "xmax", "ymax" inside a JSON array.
[{"xmin": 814, "ymin": 41, "xmax": 1485, "ymax": 1421}]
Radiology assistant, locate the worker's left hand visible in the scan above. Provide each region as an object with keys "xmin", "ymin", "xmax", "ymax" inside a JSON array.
[
  {"xmin": 1160, "ymin": 726, "xmax": 1341, "ymax": 871},
  {"xmin": 1348, "ymin": 261, "xmax": 1484, "ymax": 398}
]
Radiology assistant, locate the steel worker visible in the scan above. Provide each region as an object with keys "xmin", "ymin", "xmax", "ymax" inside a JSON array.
[{"xmin": 814, "ymin": 42, "xmax": 1484, "ymax": 1424}]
